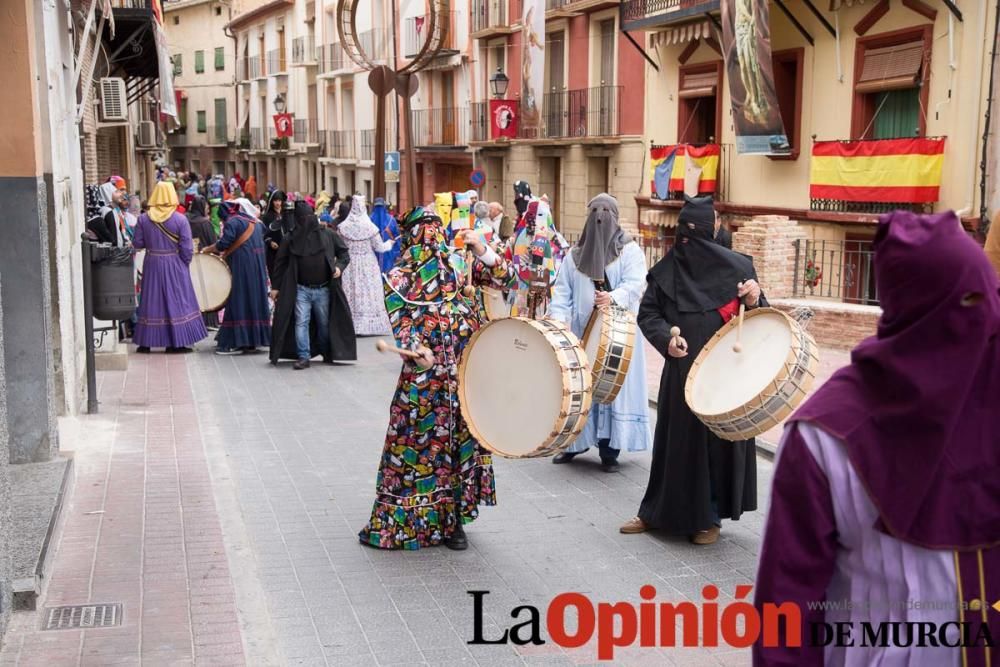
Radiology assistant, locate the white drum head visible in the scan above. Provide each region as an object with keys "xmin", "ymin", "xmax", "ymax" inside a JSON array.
[
  {"xmin": 190, "ymin": 253, "xmax": 232, "ymax": 312},
  {"xmin": 689, "ymin": 312, "xmax": 793, "ymax": 415},
  {"xmin": 461, "ymin": 319, "xmax": 564, "ymax": 456}
]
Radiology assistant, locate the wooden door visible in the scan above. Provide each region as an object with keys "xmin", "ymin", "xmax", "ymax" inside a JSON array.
[{"xmin": 442, "ymin": 71, "xmax": 456, "ymax": 145}]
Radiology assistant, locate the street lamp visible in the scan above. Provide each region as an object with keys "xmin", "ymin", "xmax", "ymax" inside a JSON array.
[
  {"xmin": 273, "ymin": 93, "xmax": 286, "ymax": 114},
  {"xmin": 490, "ymin": 67, "xmax": 509, "ymax": 99}
]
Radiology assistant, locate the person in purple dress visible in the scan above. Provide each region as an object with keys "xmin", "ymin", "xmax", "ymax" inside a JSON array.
[
  {"xmin": 131, "ymin": 182, "xmax": 208, "ymax": 353},
  {"xmin": 754, "ymin": 210, "xmax": 1000, "ymax": 666},
  {"xmin": 203, "ymin": 199, "xmax": 273, "ymax": 355}
]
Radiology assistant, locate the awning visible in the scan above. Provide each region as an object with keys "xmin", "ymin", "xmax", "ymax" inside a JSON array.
[
  {"xmin": 650, "ymin": 20, "xmax": 714, "ymax": 48},
  {"xmin": 679, "ymin": 69, "xmax": 719, "ymax": 98}
]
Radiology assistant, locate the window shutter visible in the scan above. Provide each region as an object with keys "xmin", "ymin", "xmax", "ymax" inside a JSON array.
[
  {"xmin": 215, "ymin": 47, "xmax": 225, "ymax": 70},
  {"xmin": 856, "ymin": 41, "xmax": 923, "ymax": 93},
  {"xmin": 679, "ymin": 69, "xmax": 717, "ymax": 98},
  {"xmin": 195, "ymin": 50, "xmax": 205, "ymax": 73},
  {"xmin": 197, "ymin": 111, "xmax": 206, "ymax": 133}
]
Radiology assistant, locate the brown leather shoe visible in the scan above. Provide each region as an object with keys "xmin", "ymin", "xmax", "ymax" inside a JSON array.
[
  {"xmin": 619, "ymin": 517, "xmax": 648, "ymax": 534},
  {"xmin": 690, "ymin": 525, "xmax": 721, "ymax": 545}
]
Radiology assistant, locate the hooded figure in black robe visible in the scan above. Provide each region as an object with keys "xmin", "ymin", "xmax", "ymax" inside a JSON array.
[
  {"xmin": 630, "ymin": 195, "xmax": 764, "ymax": 542},
  {"xmin": 269, "ymin": 201, "xmax": 357, "ymax": 365},
  {"xmin": 262, "ymin": 190, "xmax": 290, "ymax": 278}
]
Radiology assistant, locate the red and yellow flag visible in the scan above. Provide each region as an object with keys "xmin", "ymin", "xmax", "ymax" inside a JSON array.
[
  {"xmin": 809, "ymin": 138, "xmax": 945, "ymax": 204},
  {"xmin": 650, "ymin": 144, "xmax": 720, "ymax": 199}
]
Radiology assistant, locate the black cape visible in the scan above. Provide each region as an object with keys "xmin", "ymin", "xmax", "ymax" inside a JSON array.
[
  {"xmin": 269, "ymin": 228, "xmax": 357, "ymax": 363},
  {"xmin": 636, "ymin": 264, "xmax": 766, "ymax": 535}
]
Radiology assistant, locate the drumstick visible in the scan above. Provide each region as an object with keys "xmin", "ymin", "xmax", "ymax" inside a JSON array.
[
  {"xmin": 462, "ymin": 249, "xmax": 476, "ymax": 298},
  {"xmin": 375, "ymin": 339, "xmax": 422, "ymax": 360},
  {"xmin": 732, "ymin": 303, "xmax": 746, "ymax": 353}
]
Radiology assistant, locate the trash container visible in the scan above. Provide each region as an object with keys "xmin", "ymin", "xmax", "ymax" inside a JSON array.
[{"xmin": 90, "ymin": 244, "xmax": 136, "ymax": 321}]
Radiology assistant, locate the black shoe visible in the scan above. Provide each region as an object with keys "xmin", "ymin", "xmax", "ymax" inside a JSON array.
[
  {"xmin": 136, "ymin": 346, "xmax": 150, "ymax": 354},
  {"xmin": 166, "ymin": 347, "xmax": 192, "ymax": 354},
  {"xmin": 446, "ymin": 521, "xmax": 468, "ymax": 551},
  {"xmin": 293, "ymin": 359, "xmax": 311, "ymax": 370},
  {"xmin": 600, "ymin": 459, "xmax": 620, "ymax": 473},
  {"xmin": 552, "ymin": 452, "xmax": 578, "ymax": 464}
]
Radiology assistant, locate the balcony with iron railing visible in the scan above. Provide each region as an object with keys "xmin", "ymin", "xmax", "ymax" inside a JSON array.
[
  {"xmin": 292, "ymin": 35, "xmax": 317, "ymax": 67},
  {"xmin": 404, "ymin": 12, "xmax": 459, "ymax": 59},
  {"xmin": 267, "ymin": 48, "xmax": 287, "ymax": 76},
  {"xmin": 793, "ymin": 238, "xmax": 879, "ymax": 306},
  {"xmin": 324, "ymin": 130, "xmax": 356, "ymax": 160},
  {"xmin": 249, "ymin": 127, "xmax": 267, "ymax": 151},
  {"xmin": 359, "ymin": 129, "xmax": 397, "ymax": 162},
  {"xmin": 471, "ymin": 0, "xmax": 520, "ymax": 38},
  {"xmin": 167, "ymin": 131, "xmax": 188, "ymax": 147},
  {"xmin": 622, "ymin": 0, "xmax": 721, "ymax": 31},
  {"xmin": 355, "ymin": 29, "xmax": 390, "ymax": 66},
  {"xmin": 237, "ymin": 127, "xmax": 250, "ymax": 150},
  {"xmin": 469, "ymin": 86, "xmax": 624, "ymax": 143},
  {"xmin": 248, "ymin": 55, "xmax": 265, "ymax": 80},
  {"xmin": 205, "ymin": 125, "xmax": 229, "ymax": 146},
  {"xmin": 317, "ymin": 43, "xmax": 346, "ymax": 76},
  {"xmin": 293, "ymin": 118, "xmax": 320, "ymax": 145},
  {"xmin": 267, "ymin": 128, "xmax": 290, "ymax": 151},
  {"xmin": 236, "ymin": 58, "xmax": 249, "ymax": 83},
  {"xmin": 411, "ymin": 107, "xmax": 470, "ymax": 147}
]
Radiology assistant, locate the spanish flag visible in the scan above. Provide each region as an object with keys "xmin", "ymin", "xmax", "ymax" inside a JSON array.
[
  {"xmin": 809, "ymin": 138, "xmax": 945, "ymax": 204},
  {"xmin": 650, "ymin": 145, "xmax": 720, "ymax": 199}
]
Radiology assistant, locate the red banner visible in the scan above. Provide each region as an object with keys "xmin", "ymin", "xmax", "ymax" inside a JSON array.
[
  {"xmin": 273, "ymin": 113, "xmax": 294, "ymax": 139},
  {"xmin": 490, "ymin": 100, "xmax": 518, "ymax": 140}
]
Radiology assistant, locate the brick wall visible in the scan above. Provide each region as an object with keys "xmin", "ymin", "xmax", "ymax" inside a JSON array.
[
  {"xmin": 771, "ymin": 298, "xmax": 880, "ymax": 349},
  {"xmin": 732, "ymin": 215, "xmax": 807, "ymax": 299}
]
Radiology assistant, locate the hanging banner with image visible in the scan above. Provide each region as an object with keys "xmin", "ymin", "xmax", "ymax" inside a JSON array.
[
  {"xmin": 520, "ymin": 0, "xmax": 546, "ymax": 135},
  {"xmin": 720, "ymin": 0, "xmax": 790, "ymax": 155}
]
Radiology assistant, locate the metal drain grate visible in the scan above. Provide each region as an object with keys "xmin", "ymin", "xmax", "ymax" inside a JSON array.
[{"xmin": 43, "ymin": 603, "xmax": 123, "ymax": 630}]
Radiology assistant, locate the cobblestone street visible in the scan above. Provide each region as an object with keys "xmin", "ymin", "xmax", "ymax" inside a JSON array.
[{"xmin": 1, "ymin": 341, "xmax": 774, "ymax": 666}]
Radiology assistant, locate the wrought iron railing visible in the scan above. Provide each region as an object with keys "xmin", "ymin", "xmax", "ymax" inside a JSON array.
[
  {"xmin": 292, "ymin": 36, "xmax": 317, "ymax": 65},
  {"xmin": 810, "ymin": 199, "xmax": 933, "ymax": 215},
  {"xmin": 471, "ymin": 0, "xmax": 520, "ymax": 33},
  {"xmin": 539, "ymin": 85, "xmax": 622, "ymax": 139},
  {"xmin": 237, "ymin": 127, "xmax": 250, "ymax": 150},
  {"xmin": 546, "ymin": 0, "xmax": 571, "ymax": 9},
  {"xmin": 249, "ymin": 127, "xmax": 267, "ymax": 151},
  {"xmin": 267, "ymin": 128, "xmax": 290, "ymax": 151},
  {"xmin": 266, "ymin": 48, "xmax": 287, "ymax": 75},
  {"xmin": 206, "ymin": 125, "xmax": 229, "ymax": 146},
  {"xmin": 404, "ymin": 11, "xmax": 458, "ymax": 57},
  {"xmin": 318, "ymin": 43, "xmax": 345, "ymax": 73},
  {"xmin": 325, "ymin": 130, "xmax": 356, "ymax": 159},
  {"xmin": 236, "ymin": 58, "xmax": 249, "ymax": 82},
  {"xmin": 356, "ymin": 29, "xmax": 390, "ymax": 65},
  {"xmin": 636, "ymin": 221, "xmax": 675, "ymax": 267},
  {"xmin": 793, "ymin": 238, "xmax": 879, "ymax": 306},
  {"xmin": 470, "ymin": 102, "xmax": 490, "ymax": 142},
  {"xmin": 293, "ymin": 118, "xmax": 319, "ymax": 144},
  {"xmin": 622, "ymin": 0, "xmax": 721, "ymax": 28},
  {"xmin": 248, "ymin": 55, "xmax": 264, "ymax": 79},
  {"xmin": 411, "ymin": 107, "xmax": 470, "ymax": 147}
]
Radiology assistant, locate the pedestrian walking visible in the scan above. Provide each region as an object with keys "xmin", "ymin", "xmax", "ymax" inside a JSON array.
[
  {"xmin": 269, "ymin": 201, "xmax": 356, "ymax": 369},
  {"xmin": 130, "ymin": 182, "xmax": 208, "ymax": 353},
  {"xmin": 621, "ymin": 195, "xmax": 762, "ymax": 544},
  {"xmin": 337, "ymin": 194, "xmax": 393, "ymax": 336}
]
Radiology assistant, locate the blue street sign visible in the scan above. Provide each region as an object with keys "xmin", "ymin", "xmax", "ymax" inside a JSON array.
[
  {"xmin": 384, "ymin": 151, "xmax": 400, "ymax": 183},
  {"xmin": 470, "ymin": 169, "xmax": 486, "ymax": 188}
]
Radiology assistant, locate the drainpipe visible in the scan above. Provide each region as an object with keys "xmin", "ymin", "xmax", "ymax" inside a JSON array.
[
  {"xmin": 956, "ymin": 0, "xmax": 990, "ymax": 220},
  {"xmin": 978, "ymin": 0, "xmax": 1000, "ymax": 234},
  {"xmin": 224, "ymin": 2, "xmax": 238, "ymax": 172}
]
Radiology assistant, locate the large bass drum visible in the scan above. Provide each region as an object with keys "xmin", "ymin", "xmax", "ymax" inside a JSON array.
[
  {"xmin": 134, "ymin": 250, "xmax": 231, "ymax": 313},
  {"xmin": 458, "ymin": 317, "xmax": 591, "ymax": 458},
  {"xmin": 582, "ymin": 304, "xmax": 636, "ymax": 404},
  {"xmin": 685, "ymin": 307, "xmax": 820, "ymax": 441}
]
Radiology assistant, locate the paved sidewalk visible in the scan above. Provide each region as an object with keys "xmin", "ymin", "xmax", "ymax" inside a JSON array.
[
  {"xmin": 3, "ymin": 342, "xmax": 777, "ymax": 666},
  {"xmin": 0, "ymin": 354, "xmax": 246, "ymax": 666}
]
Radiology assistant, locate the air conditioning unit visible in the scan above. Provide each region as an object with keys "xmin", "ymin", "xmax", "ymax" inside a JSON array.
[
  {"xmin": 99, "ymin": 77, "xmax": 128, "ymax": 122},
  {"xmin": 137, "ymin": 120, "xmax": 156, "ymax": 147}
]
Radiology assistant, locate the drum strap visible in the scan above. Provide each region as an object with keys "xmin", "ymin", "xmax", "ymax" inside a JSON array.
[
  {"xmin": 221, "ymin": 220, "xmax": 257, "ymax": 260},
  {"xmin": 151, "ymin": 219, "xmax": 181, "ymax": 245}
]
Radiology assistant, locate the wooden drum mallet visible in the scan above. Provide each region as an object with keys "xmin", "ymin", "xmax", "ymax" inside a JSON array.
[
  {"xmin": 732, "ymin": 303, "xmax": 746, "ymax": 353},
  {"xmin": 375, "ymin": 339, "xmax": 422, "ymax": 359}
]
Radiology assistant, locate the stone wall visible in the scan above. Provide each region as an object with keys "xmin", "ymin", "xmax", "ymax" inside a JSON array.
[{"xmin": 771, "ymin": 298, "xmax": 880, "ymax": 350}]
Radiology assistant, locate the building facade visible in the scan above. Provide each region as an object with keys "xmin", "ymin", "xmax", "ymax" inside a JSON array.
[
  {"xmin": 164, "ymin": 0, "xmax": 239, "ymax": 177},
  {"xmin": 627, "ymin": 0, "xmax": 996, "ymax": 315},
  {"xmin": 469, "ymin": 0, "xmax": 647, "ymax": 237}
]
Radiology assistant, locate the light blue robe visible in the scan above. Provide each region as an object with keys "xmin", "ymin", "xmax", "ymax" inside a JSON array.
[{"xmin": 549, "ymin": 242, "xmax": 652, "ymax": 453}]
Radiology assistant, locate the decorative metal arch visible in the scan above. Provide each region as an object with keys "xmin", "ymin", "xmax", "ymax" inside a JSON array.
[{"xmin": 336, "ymin": 0, "xmax": 451, "ymax": 74}]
